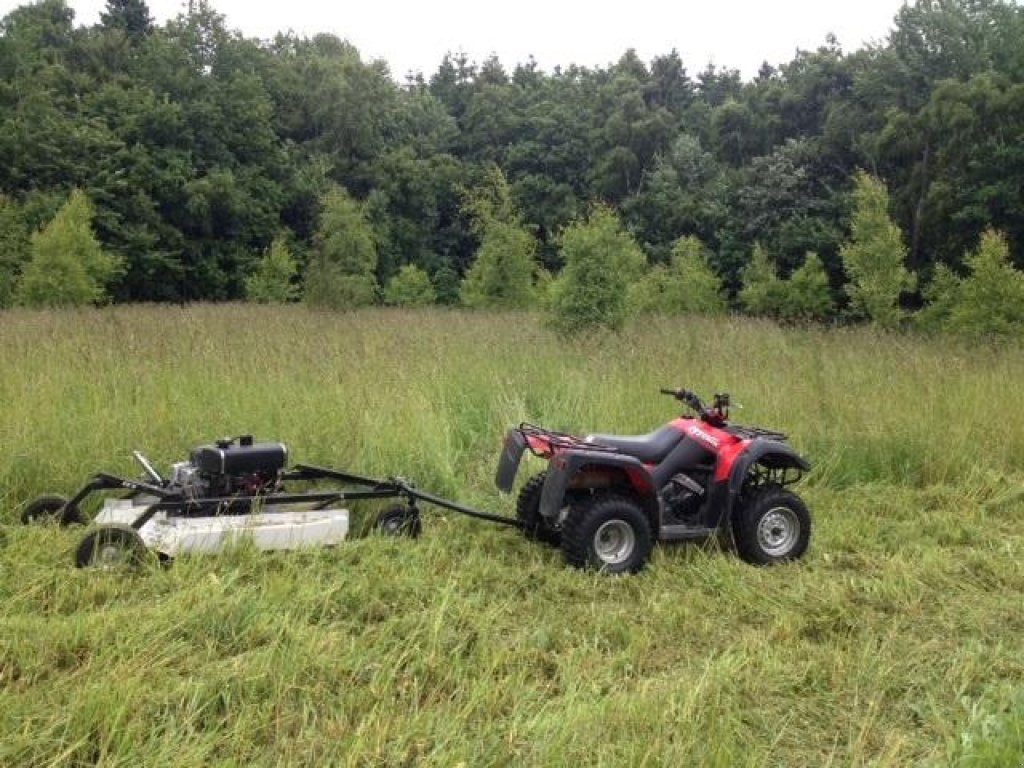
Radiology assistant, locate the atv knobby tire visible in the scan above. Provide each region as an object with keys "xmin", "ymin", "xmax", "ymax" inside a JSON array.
[
  {"xmin": 733, "ymin": 486, "xmax": 811, "ymax": 565},
  {"xmin": 21, "ymin": 494, "xmax": 85, "ymax": 526},
  {"xmin": 516, "ymin": 472, "xmax": 560, "ymax": 546},
  {"xmin": 561, "ymin": 495, "xmax": 652, "ymax": 574}
]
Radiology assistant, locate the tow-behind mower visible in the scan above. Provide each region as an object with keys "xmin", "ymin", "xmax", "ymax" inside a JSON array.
[{"xmin": 22, "ymin": 434, "xmax": 518, "ymax": 568}]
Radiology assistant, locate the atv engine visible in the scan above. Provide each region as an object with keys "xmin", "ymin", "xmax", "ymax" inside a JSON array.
[
  {"xmin": 169, "ymin": 436, "xmax": 288, "ymax": 498},
  {"xmin": 660, "ymin": 472, "xmax": 706, "ymax": 520}
]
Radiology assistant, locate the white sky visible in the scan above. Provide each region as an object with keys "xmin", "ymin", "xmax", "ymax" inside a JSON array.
[{"xmin": 3, "ymin": 0, "xmax": 908, "ymax": 80}]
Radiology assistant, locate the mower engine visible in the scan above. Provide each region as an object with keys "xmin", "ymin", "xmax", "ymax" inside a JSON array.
[{"xmin": 169, "ymin": 436, "xmax": 288, "ymax": 498}]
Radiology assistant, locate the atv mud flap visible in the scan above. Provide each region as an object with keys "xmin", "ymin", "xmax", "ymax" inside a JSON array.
[
  {"xmin": 94, "ymin": 500, "xmax": 349, "ymax": 558},
  {"xmin": 495, "ymin": 428, "xmax": 527, "ymax": 493}
]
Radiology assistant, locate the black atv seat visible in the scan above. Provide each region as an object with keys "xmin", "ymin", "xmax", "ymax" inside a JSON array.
[{"xmin": 585, "ymin": 425, "xmax": 683, "ymax": 464}]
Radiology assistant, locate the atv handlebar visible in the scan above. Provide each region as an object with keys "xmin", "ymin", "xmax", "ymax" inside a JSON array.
[
  {"xmin": 660, "ymin": 387, "xmax": 731, "ymax": 425},
  {"xmin": 660, "ymin": 387, "xmax": 703, "ymax": 412}
]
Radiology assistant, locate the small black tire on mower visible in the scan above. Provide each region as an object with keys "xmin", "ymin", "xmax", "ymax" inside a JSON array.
[
  {"xmin": 733, "ymin": 486, "xmax": 811, "ymax": 566},
  {"xmin": 374, "ymin": 505, "xmax": 422, "ymax": 538},
  {"xmin": 75, "ymin": 524, "xmax": 147, "ymax": 569},
  {"xmin": 21, "ymin": 495, "xmax": 85, "ymax": 526},
  {"xmin": 561, "ymin": 495, "xmax": 653, "ymax": 574},
  {"xmin": 516, "ymin": 472, "xmax": 561, "ymax": 546}
]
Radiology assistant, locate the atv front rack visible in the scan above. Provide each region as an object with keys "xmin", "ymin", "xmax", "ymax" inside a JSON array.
[{"xmin": 724, "ymin": 424, "xmax": 788, "ymax": 441}]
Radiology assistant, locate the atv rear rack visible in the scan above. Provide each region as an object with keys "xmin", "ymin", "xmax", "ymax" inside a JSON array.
[{"xmin": 517, "ymin": 423, "xmax": 619, "ymax": 455}]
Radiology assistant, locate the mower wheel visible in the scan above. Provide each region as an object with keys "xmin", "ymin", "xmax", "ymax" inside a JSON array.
[
  {"xmin": 75, "ymin": 524, "xmax": 147, "ymax": 569},
  {"xmin": 374, "ymin": 505, "xmax": 422, "ymax": 538},
  {"xmin": 561, "ymin": 495, "xmax": 652, "ymax": 574},
  {"xmin": 516, "ymin": 472, "xmax": 560, "ymax": 546},
  {"xmin": 733, "ymin": 486, "xmax": 811, "ymax": 565},
  {"xmin": 21, "ymin": 495, "xmax": 85, "ymax": 526}
]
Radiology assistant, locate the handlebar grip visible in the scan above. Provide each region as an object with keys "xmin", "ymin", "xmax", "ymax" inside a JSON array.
[{"xmin": 660, "ymin": 387, "xmax": 702, "ymax": 409}]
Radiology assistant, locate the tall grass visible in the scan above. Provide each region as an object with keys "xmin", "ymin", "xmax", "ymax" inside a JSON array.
[{"xmin": 1, "ymin": 305, "xmax": 1022, "ymax": 765}]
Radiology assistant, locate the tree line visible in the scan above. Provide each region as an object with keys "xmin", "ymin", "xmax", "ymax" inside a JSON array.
[{"xmin": 1, "ymin": 0, "xmax": 1023, "ymax": 334}]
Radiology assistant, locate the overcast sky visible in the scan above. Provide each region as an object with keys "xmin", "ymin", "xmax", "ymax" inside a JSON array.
[{"xmin": 3, "ymin": 0, "xmax": 909, "ymax": 80}]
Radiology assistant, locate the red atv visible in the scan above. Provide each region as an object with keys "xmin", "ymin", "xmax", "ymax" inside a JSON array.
[{"xmin": 496, "ymin": 388, "xmax": 812, "ymax": 573}]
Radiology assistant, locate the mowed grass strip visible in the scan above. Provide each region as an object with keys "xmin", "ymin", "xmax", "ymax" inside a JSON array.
[{"xmin": 1, "ymin": 305, "xmax": 1022, "ymax": 765}]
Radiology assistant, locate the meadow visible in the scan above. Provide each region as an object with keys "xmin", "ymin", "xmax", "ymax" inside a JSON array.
[{"xmin": 1, "ymin": 305, "xmax": 1022, "ymax": 766}]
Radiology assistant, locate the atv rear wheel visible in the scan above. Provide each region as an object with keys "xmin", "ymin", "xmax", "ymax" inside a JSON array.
[
  {"xmin": 75, "ymin": 524, "xmax": 147, "ymax": 569},
  {"xmin": 516, "ymin": 472, "xmax": 560, "ymax": 546},
  {"xmin": 733, "ymin": 486, "xmax": 811, "ymax": 565},
  {"xmin": 374, "ymin": 505, "xmax": 422, "ymax": 538},
  {"xmin": 21, "ymin": 495, "xmax": 85, "ymax": 526},
  {"xmin": 561, "ymin": 495, "xmax": 652, "ymax": 574}
]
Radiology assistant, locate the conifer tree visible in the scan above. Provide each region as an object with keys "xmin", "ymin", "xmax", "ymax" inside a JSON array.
[
  {"xmin": 245, "ymin": 237, "xmax": 299, "ymax": 303},
  {"xmin": 304, "ymin": 186, "xmax": 379, "ymax": 309},
  {"xmin": 460, "ymin": 167, "xmax": 537, "ymax": 309},
  {"xmin": 840, "ymin": 172, "xmax": 916, "ymax": 329},
  {"xmin": 16, "ymin": 190, "xmax": 122, "ymax": 308},
  {"xmin": 739, "ymin": 243, "xmax": 784, "ymax": 317}
]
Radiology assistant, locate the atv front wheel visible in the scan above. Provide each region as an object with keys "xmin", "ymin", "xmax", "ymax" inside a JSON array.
[
  {"xmin": 516, "ymin": 472, "xmax": 560, "ymax": 546},
  {"xmin": 374, "ymin": 505, "xmax": 422, "ymax": 538},
  {"xmin": 75, "ymin": 524, "xmax": 147, "ymax": 569},
  {"xmin": 561, "ymin": 495, "xmax": 652, "ymax": 574},
  {"xmin": 21, "ymin": 495, "xmax": 85, "ymax": 526},
  {"xmin": 733, "ymin": 486, "xmax": 811, "ymax": 565}
]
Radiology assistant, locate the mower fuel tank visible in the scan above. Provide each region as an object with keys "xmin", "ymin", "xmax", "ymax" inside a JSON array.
[{"xmin": 191, "ymin": 440, "xmax": 288, "ymax": 475}]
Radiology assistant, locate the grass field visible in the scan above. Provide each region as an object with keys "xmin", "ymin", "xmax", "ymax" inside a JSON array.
[{"xmin": 1, "ymin": 305, "xmax": 1022, "ymax": 766}]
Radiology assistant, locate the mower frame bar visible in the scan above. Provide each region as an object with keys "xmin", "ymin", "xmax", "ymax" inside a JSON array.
[{"xmin": 64, "ymin": 463, "xmax": 524, "ymax": 531}]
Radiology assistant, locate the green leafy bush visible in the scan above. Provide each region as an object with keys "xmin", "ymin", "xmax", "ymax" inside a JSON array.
[
  {"xmin": 245, "ymin": 237, "xmax": 299, "ymax": 303},
  {"xmin": 739, "ymin": 243, "xmax": 785, "ymax": 317},
  {"xmin": 549, "ymin": 205, "xmax": 646, "ymax": 333},
  {"xmin": 948, "ymin": 229, "xmax": 1024, "ymax": 337},
  {"xmin": 777, "ymin": 252, "xmax": 834, "ymax": 321},
  {"xmin": 629, "ymin": 235, "xmax": 726, "ymax": 316},
  {"xmin": 915, "ymin": 264, "xmax": 961, "ymax": 333},
  {"xmin": 384, "ymin": 264, "xmax": 437, "ymax": 307}
]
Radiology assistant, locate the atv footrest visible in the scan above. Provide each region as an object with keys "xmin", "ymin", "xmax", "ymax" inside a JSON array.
[{"xmin": 659, "ymin": 524, "xmax": 719, "ymax": 542}]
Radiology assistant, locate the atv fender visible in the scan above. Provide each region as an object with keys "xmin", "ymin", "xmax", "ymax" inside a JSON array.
[
  {"xmin": 540, "ymin": 450, "xmax": 658, "ymax": 526},
  {"xmin": 719, "ymin": 440, "xmax": 811, "ymax": 525},
  {"xmin": 495, "ymin": 428, "xmax": 528, "ymax": 493}
]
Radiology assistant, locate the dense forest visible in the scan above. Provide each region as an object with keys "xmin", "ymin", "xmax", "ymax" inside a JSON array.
[{"xmin": 1, "ymin": 0, "xmax": 1023, "ymax": 313}]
